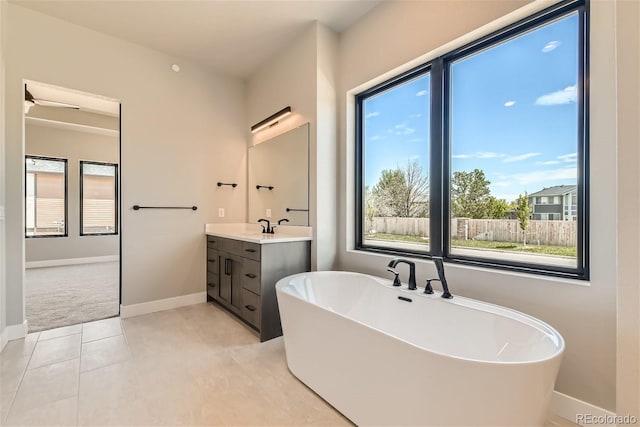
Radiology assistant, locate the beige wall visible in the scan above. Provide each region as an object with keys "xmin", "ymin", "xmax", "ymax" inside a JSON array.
[
  {"xmin": 4, "ymin": 4, "xmax": 247, "ymax": 320},
  {"xmin": 25, "ymin": 123, "xmax": 119, "ymax": 262},
  {"xmin": 337, "ymin": 0, "xmax": 619, "ymax": 411},
  {"xmin": 616, "ymin": 0, "xmax": 640, "ymax": 420},
  {"xmin": 246, "ymin": 22, "xmax": 338, "ymax": 271},
  {"xmin": 1, "ymin": 0, "xmax": 7, "ymax": 348}
]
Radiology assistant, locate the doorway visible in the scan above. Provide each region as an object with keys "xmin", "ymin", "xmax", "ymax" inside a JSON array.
[{"xmin": 23, "ymin": 80, "xmax": 121, "ymax": 332}]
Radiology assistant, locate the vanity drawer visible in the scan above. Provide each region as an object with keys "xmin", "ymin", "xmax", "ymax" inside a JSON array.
[
  {"xmin": 242, "ymin": 259, "xmax": 261, "ymax": 295},
  {"xmin": 207, "ymin": 249, "xmax": 218, "ymax": 263},
  {"xmin": 242, "ymin": 242, "xmax": 261, "ymax": 261},
  {"xmin": 218, "ymin": 237, "xmax": 243, "ymax": 256},
  {"xmin": 241, "ymin": 289, "xmax": 260, "ymax": 329},
  {"xmin": 207, "ymin": 236, "xmax": 218, "ymax": 250}
]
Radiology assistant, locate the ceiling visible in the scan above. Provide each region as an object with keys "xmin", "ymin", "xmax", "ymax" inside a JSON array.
[
  {"xmin": 25, "ymin": 80, "xmax": 120, "ymax": 116},
  {"xmin": 12, "ymin": 0, "xmax": 383, "ymax": 79}
]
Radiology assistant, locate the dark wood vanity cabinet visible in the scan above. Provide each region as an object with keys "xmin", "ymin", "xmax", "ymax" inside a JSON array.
[{"xmin": 206, "ymin": 235, "xmax": 310, "ymax": 341}]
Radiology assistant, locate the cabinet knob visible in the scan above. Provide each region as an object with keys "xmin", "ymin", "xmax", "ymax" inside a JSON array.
[
  {"xmin": 245, "ymin": 249, "xmax": 257, "ymax": 253},
  {"xmin": 244, "ymin": 273, "xmax": 257, "ymax": 279},
  {"xmin": 244, "ymin": 305, "xmax": 257, "ymax": 312}
]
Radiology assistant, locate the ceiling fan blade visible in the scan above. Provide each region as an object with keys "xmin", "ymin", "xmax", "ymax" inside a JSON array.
[
  {"xmin": 25, "ymin": 86, "xmax": 36, "ymax": 104},
  {"xmin": 25, "ymin": 84, "xmax": 80, "ymax": 109},
  {"xmin": 33, "ymin": 99, "xmax": 80, "ymax": 109}
]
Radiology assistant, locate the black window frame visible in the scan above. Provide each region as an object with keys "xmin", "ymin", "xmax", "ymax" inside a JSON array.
[
  {"xmin": 355, "ymin": 0, "xmax": 589, "ymax": 280},
  {"xmin": 79, "ymin": 160, "xmax": 119, "ymax": 237},
  {"xmin": 25, "ymin": 155, "xmax": 69, "ymax": 239}
]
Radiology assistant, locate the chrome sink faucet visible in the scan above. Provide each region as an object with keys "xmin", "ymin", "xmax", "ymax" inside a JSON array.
[
  {"xmin": 387, "ymin": 258, "xmax": 417, "ymax": 290},
  {"xmin": 424, "ymin": 256, "xmax": 453, "ymax": 299}
]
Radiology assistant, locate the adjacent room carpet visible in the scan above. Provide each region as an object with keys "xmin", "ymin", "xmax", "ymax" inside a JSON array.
[{"xmin": 25, "ymin": 261, "xmax": 120, "ymax": 332}]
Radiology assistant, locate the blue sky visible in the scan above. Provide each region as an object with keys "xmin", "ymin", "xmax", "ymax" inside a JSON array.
[{"xmin": 363, "ymin": 13, "xmax": 579, "ymax": 203}]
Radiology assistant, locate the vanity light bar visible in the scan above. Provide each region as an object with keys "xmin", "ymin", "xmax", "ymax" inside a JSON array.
[{"xmin": 250, "ymin": 106, "xmax": 292, "ymax": 133}]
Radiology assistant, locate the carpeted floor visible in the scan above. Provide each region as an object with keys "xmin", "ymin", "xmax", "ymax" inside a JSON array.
[{"xmin": 25, "ymin": 261, "xmax": 120, "ymax": 332}]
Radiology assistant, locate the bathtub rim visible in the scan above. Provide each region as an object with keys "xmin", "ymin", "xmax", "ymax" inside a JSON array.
[{"xmin": 276, "ymin": 270, "xmax": 566, "ymax": 366}]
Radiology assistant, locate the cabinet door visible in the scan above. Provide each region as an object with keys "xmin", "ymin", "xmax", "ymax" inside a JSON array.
[
  {"xmin": 229, "ymin": 255, "xmax": 243, "ymax": 314},
  {"xmin": 219, "ymin": 252, "xmax": 243, "ymax": 314},
  {"xmin": 218, "ymin": 251, "xmax": 232, "ymax": 305}
]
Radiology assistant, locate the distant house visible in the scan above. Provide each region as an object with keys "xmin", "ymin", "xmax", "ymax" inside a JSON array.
[{"xmin": 528, "ymin": 185, "xmax": 577, "ymax": 221}]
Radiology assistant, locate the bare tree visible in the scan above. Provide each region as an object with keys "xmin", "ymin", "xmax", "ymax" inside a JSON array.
[{"xmin": 371, "ymin": 160, "xmax": 429, "ymax": 218}]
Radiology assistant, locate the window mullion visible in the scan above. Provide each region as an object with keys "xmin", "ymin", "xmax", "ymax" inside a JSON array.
[{"xmin": 430, "ymin": 58, "xmax": 445, "ymax": 257}]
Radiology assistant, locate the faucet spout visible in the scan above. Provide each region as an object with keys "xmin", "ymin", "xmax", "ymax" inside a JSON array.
[
  {"xmin": 432, "ymin": 257, "xmax": 453, "ymax": 299},
  {"xmin": 387, "ymin": 258, "xmax": 417, "ymax": 290},
  {"xmin": 257, "ymin": 218, "xmax": 271, "ymax": 233}
]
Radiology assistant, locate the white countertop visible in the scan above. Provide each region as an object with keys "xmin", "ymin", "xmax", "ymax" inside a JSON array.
[{"xmin": 205, "ymin": 223, "xmax": 312, "ymax": 244}]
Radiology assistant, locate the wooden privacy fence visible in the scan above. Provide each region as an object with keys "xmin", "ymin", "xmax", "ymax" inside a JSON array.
[{"xmin": 366, "ymin": 217, "xmax": 577, "ymax": 247}]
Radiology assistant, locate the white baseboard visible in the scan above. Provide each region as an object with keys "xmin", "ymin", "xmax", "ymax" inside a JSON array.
[
  {"xmin": 551, "ymin": 390, "xmax": 617, "ymax": 426},
  {"xmin": 26, "ymin": 255, "xmax": 119, "ymax": 269},
  {"xmin": 120, "ymin": 292, "xmax": 206, "ymax": 318},
  {"xmin": 1, "ymin": 320, "xmax": 29, "ymax": 349}
]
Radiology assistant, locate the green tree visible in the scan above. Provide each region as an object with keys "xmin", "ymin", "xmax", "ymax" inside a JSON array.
[
  {"xmin": 371, "ymin": 160, "xmax": 429, "ymax": 218},
  {"xmin": 487, "ymin": 197, "xmax": 510, "ymax": 219},
  {"xmin": 515, "ymin": 192, "xmax": 531, "ymax": 245},
  {"xmin": 451, "ymin": 169, "xmax": 493, "ymax": 218}
]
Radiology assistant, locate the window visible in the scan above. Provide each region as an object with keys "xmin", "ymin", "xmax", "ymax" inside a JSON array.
[
  {"xmin": 356, "ymin": 0, "xmax": 588, "ymax": 279},
  {"xmin": 80, "ymin": 161, "xmax": 118, "ymax": 236},
  {"xmin": 25, "ymin": 156, "xmax": 67, "ymax": 238},
  {"xmin": 359, "ymin": 70, "xmax": 431, "ymax": 253}
]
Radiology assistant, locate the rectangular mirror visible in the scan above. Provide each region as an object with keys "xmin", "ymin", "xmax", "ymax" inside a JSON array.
[{"xmin": 248, "ymin": 123, "xmax": 309, "ymax": 226}]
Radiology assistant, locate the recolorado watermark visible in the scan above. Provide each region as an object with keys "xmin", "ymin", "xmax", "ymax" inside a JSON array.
[{"xmin": 576, "ymin": 413, "xmax": 637, "ymax": 425}]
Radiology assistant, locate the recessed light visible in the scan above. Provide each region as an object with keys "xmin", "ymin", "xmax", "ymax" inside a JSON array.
[{"xmin": 171, "ymin": 64, "xmax": 181, "ymax": 72}]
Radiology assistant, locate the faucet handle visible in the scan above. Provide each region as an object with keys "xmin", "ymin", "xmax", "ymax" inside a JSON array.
[
  {"xmin": 424, "ymin": 279, "xmax": 436, "ymax": 294},
  {"xmin": 386, "ymin": 268, "xmax": 402, "ymax": 287}
]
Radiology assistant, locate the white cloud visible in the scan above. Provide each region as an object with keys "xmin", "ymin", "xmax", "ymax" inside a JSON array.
[
  {"xmin": 558, "ymin": 152, "xmax": 577, "ymax": 162},
  {"xmin": 535, "ymin": 85, "xmax": 577, "ymax": 106},
  {"xmin": 394, "ymin": 123, "xmax": 415, "ymax": 136},
  {"xmin": 536, "ymin": 160, "xmax": 561, "ymax": 165},
  {"xmin": 409, "ymin": 113, "xmax": 423, "ymax": 118},
  {"xmin": 512, "ymin": 167, "xmax": 577, "ymax": 185},
  {"xmin": 503, "ymin": 152, "xmax": 542, "ymax": 163},
  {"xmin": 416, "ymin": 90, "xmax": 428, "ymax": 97},
  {"xmin": 369, "ymin": 135, "xmax": 384, "ymax": 141},
  {"xmin": 492, "ymin": 181, "xmax": 512, "ymax": 188},
  {"xmin": 504, "ymin": 101, "xmax": 516, "ymax": 107},
  {"xmin": 542, "ymin": 40, "xmax": 560, "ymax": 53},
  {"xmin": 365, "ymin": 111, "xmax": 380, "ymax": 119}
]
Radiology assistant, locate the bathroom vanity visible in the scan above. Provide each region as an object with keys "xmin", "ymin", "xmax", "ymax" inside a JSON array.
[{"xmin": 205, "ymin": 223, "xmax": 311, "ymax": 341}]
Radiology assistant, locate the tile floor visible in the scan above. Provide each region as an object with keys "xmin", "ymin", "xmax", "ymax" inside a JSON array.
[
  {"xmin": 1, "ymin": 303, "xmax": 350, "ymax": 426},
  {"xmin": 1, "ymin": 302, "xmax": 578, "ymax": 426}
]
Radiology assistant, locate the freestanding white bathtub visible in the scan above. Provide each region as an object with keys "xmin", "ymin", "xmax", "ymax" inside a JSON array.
[{"xmin": 276, "ymin": 271, "xmax": 564, "ymax": 426}]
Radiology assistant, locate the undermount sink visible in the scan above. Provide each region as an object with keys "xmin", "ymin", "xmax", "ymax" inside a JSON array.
[{"xmin": 205, "ymin": 223, "xmax": 312, "ymax": 244}]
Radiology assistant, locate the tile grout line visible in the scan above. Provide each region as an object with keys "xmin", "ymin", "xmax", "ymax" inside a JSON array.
[{"xmin": 4, "ymin": 333, "xmax": 39, "ymax": 422}]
